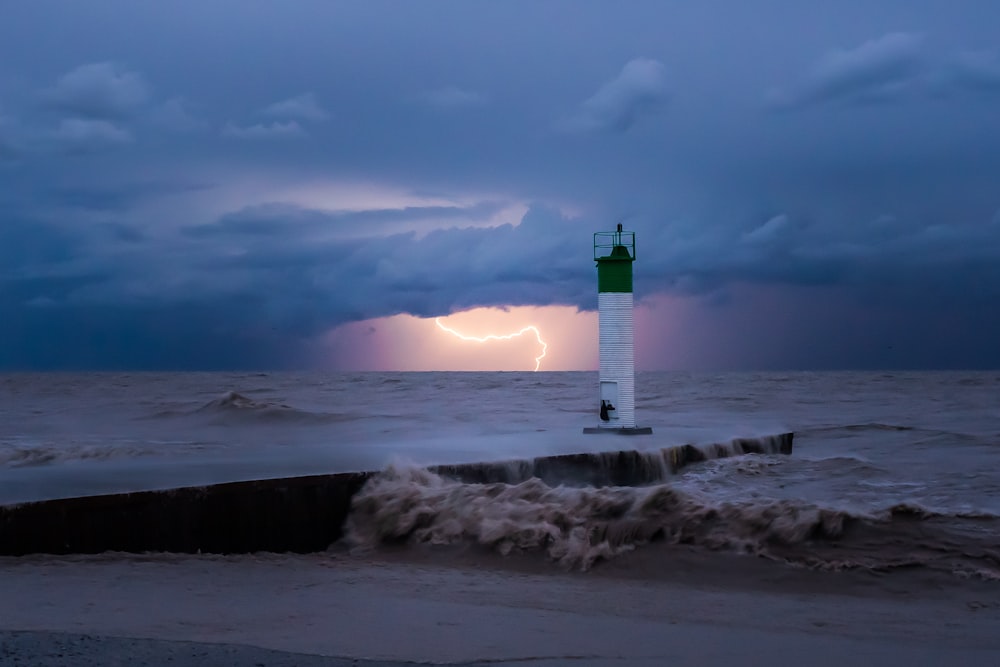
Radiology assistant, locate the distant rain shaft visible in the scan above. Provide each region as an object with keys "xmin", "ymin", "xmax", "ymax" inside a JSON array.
[{"xmin": 434, "ymin": 318, "xmax": 548, "ymax": 371}]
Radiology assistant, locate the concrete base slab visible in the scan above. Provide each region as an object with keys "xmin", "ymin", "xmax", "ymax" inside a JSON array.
[{"xmin": 582, "ymin": 427, "xmax": 653, "ymax": 435}]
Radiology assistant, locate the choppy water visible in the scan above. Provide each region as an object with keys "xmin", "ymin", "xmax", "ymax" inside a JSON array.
[{"xmin": 2, "ymin": 371, "xmax": 999, "ymax": 577}]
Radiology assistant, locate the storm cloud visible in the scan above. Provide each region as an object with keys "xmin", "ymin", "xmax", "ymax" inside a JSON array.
[
  {"xmin": 42, "ymin": 62, "xmax": 150, "ymax": 120},
  {"xmin": 770, "ymin": 33, "xmax": 925, "ymax": 107},
  {"xmin": 1, "ymin": 0, "xmax": 999, "ymax": 370},
  {"xmin": 559, "ymin": 57, "xmax": 669, "ymax": 132},
  {"xmin": 261, "ymin": 93, "xmax": 330, "ymax": 122},
  {"xmin": 221, "ymin": 120, "xmax": 305, "ymax": 139},
  {"xmin": 770, "ymin": 31, "xmax": 1000, "ymax": 107}
]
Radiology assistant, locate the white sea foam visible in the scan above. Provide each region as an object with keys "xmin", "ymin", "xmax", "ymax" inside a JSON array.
[{"xmin": 345, "ymin": 462, "xmax": 1000, "ymax": 577}]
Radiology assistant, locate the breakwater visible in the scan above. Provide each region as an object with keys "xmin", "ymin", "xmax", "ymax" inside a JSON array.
[{"xmin": 0, "ymin": 434, "xmax": 792, "ymax": 556}]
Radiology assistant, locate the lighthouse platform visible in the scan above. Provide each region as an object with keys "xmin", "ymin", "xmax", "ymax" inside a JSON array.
[{"xmin": 582, "ymin": 426, "xmax": 653, "ymax": 435}]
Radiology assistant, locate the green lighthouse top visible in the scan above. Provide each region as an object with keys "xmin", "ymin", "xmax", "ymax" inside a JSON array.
[
  {"xmin": 594, "ymin": 225, "xmax": 635, "ymax": 293},
  {"xmin": 593, "ymin": 225, "xmax": 636, "ymax": 262}
]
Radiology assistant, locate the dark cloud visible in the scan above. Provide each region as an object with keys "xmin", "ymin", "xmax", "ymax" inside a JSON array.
[
  {"xmin": 50, "ymin": 118, "xmax": 131, "ymax": 154},
  {"xmin": 175, "ymin": 203, "xmax": 588, "ymax": 323},
  {"xmin": 771, "ymin": 33, "xmax": 1000, "ymax": 109},
  {"xmin": 0, "ymin": 295, "xmax": 305, "ymax": 370},
  {"xmin": 50, "ymin": 181, "xmax": 214, "ymax": 212},
  {"xmin": 0, "ymin": 204, "xmax": 587, "ymax": 347},
  {"xmin": 261, "ymin": 92, "xmax": 329, "ymax": 121},
  {"xmin": 0, "ymin": 136, "xmax": 17, "ymax": 160},
  {"xmin": 187, "ymin": 200, "xmax": 510, "ymax": 239},
  {"xmin": 645, "ymin": 206, "xmax": 1000, "ymax": 302},
  {"xmin": 0, "ymin": 217, "xmax": 80, "ymax": 271},
  {"xmin": 12, "ymin": 198, "xmax": 1000, "ymax": 333},
  {"xmin": 4, "ymin": 190, "xmax": 1000, "ymax": 369},
  {"xmin": 42, "ymin": 62, "xmax": 150, "ymax": 119},
  {"xmin": 149, "ymin": 97, "xmax": 209, "ymax": 132},
  {"xmin": 2, "ymin": 1, "xmax": 1000, "ymax": 369},
  {"xmin": 221, "ymin": 120, "xmax": 303, "ymax": 139},
  {"xmin": 938, "ymin": 50, "xmax": 1000, "ymax": 95},
  {"xmin": 417, "ymin": 86, "xmax": 486, "ymax": 110},
  {"xmin": 769, "ymin": 33, "xmax": 925, "ymax": 108},
  {"xmin": 0, "ymin": 112, "xmax": 25, "ymax": 159},
  {"xmin": 741, "ymin": 214, "xmax": 791, "ymax": 245},
  {"xmin": 559, "ymin": 58, "xmax": 668, "ymax": 132}
]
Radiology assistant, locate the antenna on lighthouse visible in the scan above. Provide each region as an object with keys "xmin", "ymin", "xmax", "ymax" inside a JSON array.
[{"xmin": 584, "ymin": 226, "xmax": 652, "ymax": 435}]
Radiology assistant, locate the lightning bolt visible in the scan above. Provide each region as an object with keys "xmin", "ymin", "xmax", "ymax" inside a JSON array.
[{"xmin": 434, "ymin": 317, "xmax": 548, "ymax": 371}]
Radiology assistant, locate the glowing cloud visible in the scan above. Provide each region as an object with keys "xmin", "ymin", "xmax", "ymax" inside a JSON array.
[{"xmin": 434, "ymin": 317, "xmax": 548, "ymax": 371}]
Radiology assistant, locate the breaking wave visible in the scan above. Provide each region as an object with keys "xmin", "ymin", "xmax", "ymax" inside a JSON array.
[
  {"xmin": 188, "ymin": 391, "xmax": 358, "ymax": 424},
  {"xmin": 430, "ymin": 433, "xmax": 794, "ymax": 486},
  {"xmin": 346, "ymin": 463, "xmax": 1000, "ymax": 578},
  {"xmin": 0, "ymin": 443, "xmax": 159, "ymax": 468}
]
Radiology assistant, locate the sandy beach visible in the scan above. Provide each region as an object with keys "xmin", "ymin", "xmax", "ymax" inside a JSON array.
[{"xmin": 2, "ymin": 545, "xmax": 998, "ymax": 666}]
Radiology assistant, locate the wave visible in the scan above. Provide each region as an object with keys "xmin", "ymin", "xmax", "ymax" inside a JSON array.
[
  {"xmin": 0, "ymin": 443, "xmax": 158, "ymax": 468},
  {"xmin": 162, "ymin": 391, "xmax": 362, "ymax": 424},
  {"xmin": 346, "ymin": 463, "xmax": 1000, "ymax": 578},
  {"xmin": 884, "ymin": 502, "xmax": 1000, "ymax": 521},
  {"xmin": 430, "ymin": 434, "xmax": 794, "ymax": 486},
  {"xmin": 798, "ymin": 423, "xmax": 917, "ymax": 436}
]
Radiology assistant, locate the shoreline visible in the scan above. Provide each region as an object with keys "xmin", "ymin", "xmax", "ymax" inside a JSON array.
[
  {"xmin": 2, "ymin": 547, "xmax": 998, "ymax": 666},
  {"xmin": 0, "ymin": 630, "xmax": 430, "ymax": 667}
]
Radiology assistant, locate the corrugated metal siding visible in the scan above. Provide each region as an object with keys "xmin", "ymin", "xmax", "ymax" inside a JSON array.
[{"xmin": 598, "ymin": 292, "xmax": 635, "ymax": 428}]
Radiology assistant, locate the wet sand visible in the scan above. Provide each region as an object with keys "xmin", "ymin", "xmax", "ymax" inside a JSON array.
[
  {"xmin": 1, "ymin": 546, "xmax": 999, "ymax": 666},
  {"xmin": 0, "ymin": 631, "xmax": 422, "ymax": 667}
]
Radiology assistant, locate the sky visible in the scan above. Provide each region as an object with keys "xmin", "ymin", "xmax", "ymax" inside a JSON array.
[{"xmin": 2, "ymin": 1, "xmax": 999, "ymax": 371}]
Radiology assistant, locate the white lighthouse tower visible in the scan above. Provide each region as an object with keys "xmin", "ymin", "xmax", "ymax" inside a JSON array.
[{"xmin": 584, "ymin": 225, "xmax": 652, "ymax": 435}]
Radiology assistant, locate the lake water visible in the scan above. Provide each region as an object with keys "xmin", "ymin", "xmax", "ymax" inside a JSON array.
[{"xmin": 2, "ymin": 371, "xmax": 998, "ymax": 577}]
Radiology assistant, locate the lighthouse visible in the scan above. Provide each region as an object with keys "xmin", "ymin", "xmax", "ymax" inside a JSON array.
[{"xmin": 584, "ymin": 224, "xmax": 652, "ymax": 435}]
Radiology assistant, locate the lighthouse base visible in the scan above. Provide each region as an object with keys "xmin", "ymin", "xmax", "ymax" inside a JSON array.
[{"xmin": 583, "ymin": 426, "xmax": 653, "ymax": 435}]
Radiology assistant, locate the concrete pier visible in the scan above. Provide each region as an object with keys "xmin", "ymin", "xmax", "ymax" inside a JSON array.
[
  {"xmin": 0, "ymin": 434, "xmax": 792, "ymax": 556},
  {"xmin": 0, "ymin": 472, "xmax": 371, "ymax": 557}
]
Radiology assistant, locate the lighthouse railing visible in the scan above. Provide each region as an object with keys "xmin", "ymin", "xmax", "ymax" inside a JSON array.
[{"xmin": 594, "ymin": 231, "xmax": 636, "ymax": 261}]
